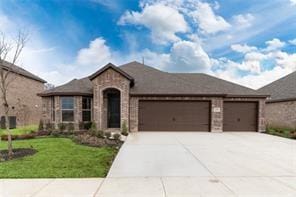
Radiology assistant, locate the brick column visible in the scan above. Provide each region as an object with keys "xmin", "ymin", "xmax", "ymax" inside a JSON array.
[
  {"xmin": 258, "ymin": 99, "xmax": 266, "ymax": 132},
  {"xmin": 74, "ymin": 96, "xmax": 82, "ymax": 130},
  {"xmin": 54, "ymin": 96, "xmax": 60, "ymax": 129},
  {"xmin": 129, "ymin": 97, "xmax": 138, "ymax": 132},
  {"xmin": 211, "ymin": 98, "xmax": 223, "ymax": 132}
]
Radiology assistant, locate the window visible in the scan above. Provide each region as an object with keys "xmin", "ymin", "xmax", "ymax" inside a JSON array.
[
  {"xmin": 61, "ymin": 97, "xmax": 74, "ymax": 122},
  {"xmin": 82, "ymin": 97, "xmax": 91, "ymax": 122},
  {"xmin": 51, "ymin": 97, "xmax": 55, "ymax": 121}
]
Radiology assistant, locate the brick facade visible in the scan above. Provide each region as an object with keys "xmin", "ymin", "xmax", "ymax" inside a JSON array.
[
  {"xmin": 91, "ymin": 68, "xmax": 130, "ymax": 130},
  {"xmin": 0, "ymin": 72, "xmax": 44, "ymax": 127},
  {"xmin": 42, "ymin": 96, "xmax": 84, "ymax": 130},
  {"xmin": 265, "ymin": 101, "xmax": 296, "ymax": 129},
  {"xmin": 41, "ymin": 68, "xmax": 266, "ymax": 132}
]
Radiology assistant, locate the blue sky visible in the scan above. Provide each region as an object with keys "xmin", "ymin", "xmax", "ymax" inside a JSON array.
[{"xmin": 0, "ymin": 0, "xmax": 296, "ymax": 88}]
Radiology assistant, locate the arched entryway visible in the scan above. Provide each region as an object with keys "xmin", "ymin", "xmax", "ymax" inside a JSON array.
[{"xmin": 103, "ymin": 88, "xmax": 121, "ymax": 128}]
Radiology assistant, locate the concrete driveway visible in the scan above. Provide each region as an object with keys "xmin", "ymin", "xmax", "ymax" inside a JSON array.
[
  {"xmin": 2, "ymin": 132, "xmax": 295, "ymax": 197},
  {"xmin": 100, "ymin": 132, "xmax": 296, "ymax": 196}
]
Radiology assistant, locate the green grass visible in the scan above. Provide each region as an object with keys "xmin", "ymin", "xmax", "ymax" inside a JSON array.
[
  {"xmin": 0, "ymin": 137, "xmax": 118, "ymax": 178},
  {"xmin": 0, "ymin": 125, "xmax": 38, "ymax": 136},
  {"xmin": 266, "ymin": 127, "xmax": 296, "ymax": 139}
]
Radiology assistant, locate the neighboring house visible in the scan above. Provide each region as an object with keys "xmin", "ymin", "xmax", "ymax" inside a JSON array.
[
  {"xmin": 0, "ymin": 61, "xmax": 46, "ymax": 128},
  {"xmin": 259, "ymin": 71, "xmax": 296, "ymax": 129},
  {"xmin": 39, "ymin": 61, "xmax": 267, "ymax": 132}
]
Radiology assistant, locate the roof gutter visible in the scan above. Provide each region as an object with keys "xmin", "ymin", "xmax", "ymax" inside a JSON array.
[
  {"xmin": 37, "ymin": 92, "xmax": 93, "ymax": 97},
  {"xmin": 266, "ymin": 97, "xmax": 296, "ymax": 103},
  {"xmin": 130, "ymin": 93, "xmax": 269, "ymax": 98}
]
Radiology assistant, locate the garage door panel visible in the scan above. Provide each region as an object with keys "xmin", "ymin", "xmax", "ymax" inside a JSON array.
[
  {"xmin": 223, "ymin": 102, "xmax": 258, "ymax": 131},
  {"xmin": 139, "ymin": 101, "xmax": 210, "ymax": 131}
]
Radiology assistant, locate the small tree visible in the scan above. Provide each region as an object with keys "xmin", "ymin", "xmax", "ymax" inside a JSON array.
[
  {"xmin": 121, "ymin": 120, "xmax": 129, "ymax": 136},
  {"xmin": 0, "ymin": 31, "xmax": 28, "ymax": 159}
]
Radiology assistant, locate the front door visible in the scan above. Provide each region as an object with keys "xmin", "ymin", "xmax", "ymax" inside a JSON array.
[{"xmin": 107, "ymin": 93, "xmax": 120, "ymax": 128}]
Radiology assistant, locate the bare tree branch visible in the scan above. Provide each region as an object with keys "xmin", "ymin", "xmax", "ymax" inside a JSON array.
[{"xmin": 0, "ymin": 30, "xmax": 28, "ymax": 160}]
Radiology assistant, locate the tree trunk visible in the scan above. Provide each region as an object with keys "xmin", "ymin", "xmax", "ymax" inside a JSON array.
[{"xmin": 4, "ymin": 102, "xmax": 13, "ymax": 159}]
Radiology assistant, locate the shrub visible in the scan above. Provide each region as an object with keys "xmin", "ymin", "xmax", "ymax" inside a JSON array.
[
  {"xmin": 113, "ymin": 133, "xmax": 121, "ymax": 141},
  {"xmin": 17, "ymin": 133, "xmax": 35, "ymax": 140},
  {"xmin": 79, "ymin": 121, "xmax": 92, "ymax": 130},
  {"xmin": 104, "ymin": 131, "xmax": 111, "ymax": 139},
  {"xmin": 45, "ymin": 123, "xmax": 54, "ymax": 131},
  {"xmin": 1, "ymin": 134, "xmax": 35, "ymax": 141},
  {"xmin": 121, "ymin": 121, "xmax": 129, "ymax": 136},
  {"xmin": 36, "ymin": 130, "xmax": 51, "ymax": 136},
  {"xmin": 67, "ymin": 123, "xmax": 74, "ymax": 133},
  {"xmin": 79, "ymin": 121, "xmax": 84, "ymax": 130},
  {"xmin": 38, "ymin": 120, "xmax": 44, "ymax": 131},
  {"xmin": 1, "ymin": 135, "xmax": 17, "ymax": 141},
  {"xmin": 58, "ymin": 123, "xmax": 66, "ymax": 132},
  {"xmin": 51, "ymin": 130, "xmax": 61, "ymax": 137},
  {"xmin": 96, "ymin": 130, "xmax": 104, "ymax": 138},
  {"xmin": 89, "ymin": 122, "xmax": 97, "ymax": 134},
  {"xmin": 84, "ymin": 122, "xmax": 92, "ymax": 130}
]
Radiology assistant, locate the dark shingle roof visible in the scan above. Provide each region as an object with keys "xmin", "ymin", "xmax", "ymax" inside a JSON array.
[
  {"xmin": 0, "ymin": 60, "xmax": 46, "ymax": 83},
  {"xmin": 119, "ymin": 62, "xmax": 264, "ymax": 96},
  {"xmin": 259, "ymin": 71, "xmax": 296, "ymax": 102},
  {"xmin": 39, "ymin": 61, "xmax": 266, "ymax": 97},
  {"xmin": 39, "ymin": 77, "xmax": 92, "ymax": 96}
]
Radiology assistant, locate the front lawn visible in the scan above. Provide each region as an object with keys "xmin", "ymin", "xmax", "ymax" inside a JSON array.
[
  {"xmin": 0, "ymin": 137, "xmax": 118, "ymax": 178},
  {"xmin": 265, "ymin": 126, "xmax": 296, "ymax": 139},
  {"xmin": 0, "ymin": 125, "xmax": 38, "ymax": 136}
]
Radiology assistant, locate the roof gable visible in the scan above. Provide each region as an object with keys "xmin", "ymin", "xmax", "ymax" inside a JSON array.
[
  {"xmin": 88, "ymin": 63, "xmax": 134, "ymax": 84},
  {"xmin": 0, "ymin": 60, "xmax": 46, "ymax": 83}
]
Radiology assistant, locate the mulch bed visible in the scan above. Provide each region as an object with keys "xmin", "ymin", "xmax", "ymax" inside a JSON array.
[
  {"xmin": 0, "ymin": 148, "xmax": 37, "ymax": 161},
  {"xmin": 72, "ymin": 134, "xmax": 123, "ymax": 148}
]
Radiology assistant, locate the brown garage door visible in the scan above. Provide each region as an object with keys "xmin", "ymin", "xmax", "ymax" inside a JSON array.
[
  {"xmin": 223, "ymin": 102, "xmax": 258, "ymax": 131},
  {"xmin": 139, "ymin": 100, "xmax": 210, "ymax": 131}
]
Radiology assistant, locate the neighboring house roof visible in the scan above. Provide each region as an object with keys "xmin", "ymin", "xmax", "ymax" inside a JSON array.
[
  {"xmin": 0, "ymin": 60, "xmax": 46, "ymax": 83},
  {"xmin": 259, "ymin": 71, "xmax": 296, "ymax": 102},
  {"xmin": 39, "ymin": 61, "xmax": 267, "ymax": 97}
]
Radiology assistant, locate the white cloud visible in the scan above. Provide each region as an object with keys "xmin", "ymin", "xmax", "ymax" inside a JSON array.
[
  {"xmin": 213, "ymin": 41, "xmax": 296, "ymax": 89},
  {"xmin": 265, "ymin": 38, "xmax": 286, "ymax": 51},
  {"xmin": 273, "ymin": 51, "xmax": 296, "ymax": 70},
  {"xmin": 77, "ymin": 38, "xmax": 112, "ymax": 66},
  {"xmin": 169, "ymin": 40, "xmax": 211, "ymax": 72},
  {"xmin": 290, "ymin": 0, "xmax": 296, "ymax": 6},
  {"xmin": 289, "ymin": 38, "xmax": 296, "ymax": 45},
  {"xmin": 118, "ymin": 3, "xmax": 188, "ymax": 44},
  {"xmin": 231, "ymin": 44, "xmax": 257, "ymax": 53},
  {"xmin": 232, "ymin": 13, "xmax": 255, "ymax": 29},
  {"xmin": 189, "ymin": 1, "xmax": 231, "ymax": 34},
  {"xmin": 0, "ymin": 15, "xmax": 13, "ymax": 31}
]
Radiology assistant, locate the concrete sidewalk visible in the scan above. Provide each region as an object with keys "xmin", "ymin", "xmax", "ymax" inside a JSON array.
[
  {"xmin": 1, "ymin": 177, "xmax": 296, "ymax": 197},
  {"xmin": 0, "ymin": 178, "xmax": 104, "ymax": 197}
]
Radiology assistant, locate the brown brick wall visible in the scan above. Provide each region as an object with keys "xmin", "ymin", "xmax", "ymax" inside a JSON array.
[
  {"xmin": 265, "ymin": 101, "xmax": 296, "ymax": 129},
  {"xmin": 42, "ymin": 96, "xmax": 84, "ymax": 130},
  {"xmin": 0, "ymin": 72, "xmax": 44, "ymax": 126},
  {"xmin": 91, "ymin": 68, "xmax": 130, "ymax": 130}
]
